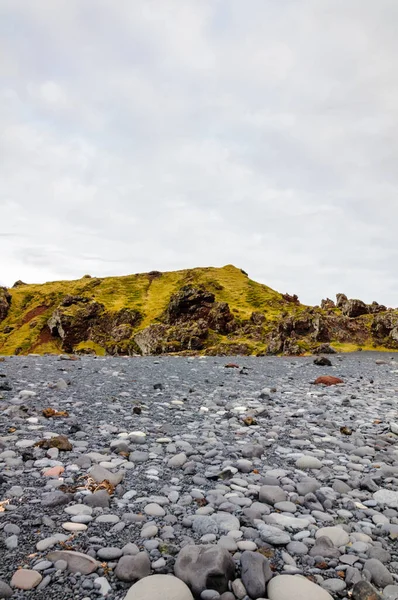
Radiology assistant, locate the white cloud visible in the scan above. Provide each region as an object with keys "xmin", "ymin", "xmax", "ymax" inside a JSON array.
[{"xmin": 0, "ymin": 0, "xmax": 398, "ymax": 306}]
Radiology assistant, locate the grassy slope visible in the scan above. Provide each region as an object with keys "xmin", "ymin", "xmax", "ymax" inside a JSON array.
[
  {"xmin": 1, "ymin": 264, "xmax": 393, "ymax": 356},
  {"xmin": 0, "ymin": 265, "xmax": 287, "ymax": 355}
]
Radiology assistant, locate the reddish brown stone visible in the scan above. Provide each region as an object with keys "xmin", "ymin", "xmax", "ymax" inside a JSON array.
[
  {"xmin": 314, "ymin": 376, "xmax": 344, "ymax": 386},
  {"xmin": 352, "ymin": 581, "xmax": 382, "ymax": 600}
]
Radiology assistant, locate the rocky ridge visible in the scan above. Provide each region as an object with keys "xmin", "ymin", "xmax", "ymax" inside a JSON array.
[{"xmin": 1, "ymin": 265, "xmax": 398, "ymax": 356}]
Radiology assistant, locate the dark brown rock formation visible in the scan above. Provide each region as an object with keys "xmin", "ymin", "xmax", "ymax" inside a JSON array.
[{"xmin": 0, "ymin": 287, "xmax": 11, "ymax": 322}]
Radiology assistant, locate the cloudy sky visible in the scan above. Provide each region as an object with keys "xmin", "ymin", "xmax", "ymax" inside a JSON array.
[{"xmin": 1, "ymin": 1, "xmax": 398, "ymax": 306}]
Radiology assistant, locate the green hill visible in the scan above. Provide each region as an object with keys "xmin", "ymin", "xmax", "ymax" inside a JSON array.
[{"xmin": 1, "ymin": 265, "xmax": 397, "ymax": 356}]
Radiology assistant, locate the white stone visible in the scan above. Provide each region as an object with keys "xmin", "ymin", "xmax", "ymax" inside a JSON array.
[
  {"xmin": 268, "ymin": 575, "xmax": 333, "ymax": 600},
  {"xmin": 373, "ymin": 489, "xmax": 398, "ymax": 508},
  {"xmin": 124, "ymin": 575, "xmax": 194, "ymax": 600},
  {"xmin": 65, "ymin": 504, "xmax": 92, "ymax": 516},
  {"xmin": 62, "ymin": 522, "xmax": 87, "ymax": 532},
  {"xmin": 295, "ymin": 456, "xmax": 323, "ymax": 469},
  {"xmin": 144, "ymin": 503, "xmax": 165, "ymax": 517},
  {"xmin": 315, "ymin": 526, "xmax": 349, "ymax": 547},
  {"xmin": 94, "ymin": 576, "xmax": 112, "ymax": 596},
  {"xmin": 267, "ymin": 514, "xmax": 310, "ymax": 530}
]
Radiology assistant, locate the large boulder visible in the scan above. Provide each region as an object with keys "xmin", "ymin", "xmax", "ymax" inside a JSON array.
[
  {"xmin": 341, "ymin": 298, "xmax": 369, "ymax": 318},
  {"xmin": 0, "ymin": 287, "xmax": 11, "ymax": 322},
  {"xmin": 124, "ymin": 575, "xmax": 194, "ymax": 600},
  {"xmin": 336, "ymin": 293, "xmax": 348, "ymax": 308},
  {"xmin": 174, "ymin": 545, "xmax": 235, "ymax": 598},
  {"xmin": 240, "ymin": 551, "xmax": 272, "ymax": 599}
]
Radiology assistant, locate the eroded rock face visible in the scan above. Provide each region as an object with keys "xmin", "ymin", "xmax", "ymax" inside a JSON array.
[
  {"xmin": 134, "ymin": 325, "xmax": 168, "ymax": 355},
  {"xmin": 371, "ymin": 312, "xmax": 398, "ymax": 348},
  {"xmin": 0, "ymin": 287, "xmax": 11, "ymax": 322},
  {"xmin": 342, "ymin": 299, "xmax": 369, "ymax": 318},
  {"xmin": 321, "ymin": 298, "xmax": 336, "ymax": 310},
  {"xmin": 47, "ymin": 299, "xmax": 142, "ymax": 354},
  {"xmin": 165, "ymin": 286, "xmax": 235, "ymax": 335}
]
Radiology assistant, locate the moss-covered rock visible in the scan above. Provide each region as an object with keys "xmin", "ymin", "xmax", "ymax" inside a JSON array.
[{"xmin": 0, "ymin": 287, "xmax": 11, "ymax": 323}]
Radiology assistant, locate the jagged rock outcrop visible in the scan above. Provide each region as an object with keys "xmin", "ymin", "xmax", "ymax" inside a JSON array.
[
  {"xmin": 369, "ymin": 301, "xmax": 387, "ymax": 314},
  {"xmin": 12, "ymin": 280, "xmax": 26, "ymax": 288},
  {"xmin": 48, "ymin": 298, "xmax": 142, "ymax": 354},
  {"xmin": 371, "ymin": 312, "xmax": 398, "ymax": 347},
  {"xmin": 342, "ymin": 299, "xmax": 369, "ymax": 318},
  {"xmin": 134, "ymin": 325, "xmax": 168, "ymax": 355},
  {"xmin": 282, "ymin": 293, "xmax": 300, "ymax": 304},
  {"xmin": 135, "ymin": 287, "xmax": 237, "ymax": 355},
  {"xmin": 321, "ymin": 298, "xmax": 335, "ymax": 310},
  {"xmin": 165, "ymin": 286, "xmax": 235, "ymax": 334},
  {"xmin": 0, "ymin": 287, "xmax": 11, "ymax": 322},
  {"xmin": 336, "ymin": 293, "xmax": 369, "ymax": 317},
  {"xmin": 336, "ymin": 293, "xmax": 348, "ymax": 308}
]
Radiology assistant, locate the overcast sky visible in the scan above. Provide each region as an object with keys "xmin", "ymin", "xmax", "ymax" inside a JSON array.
[{"xmin": 1, "ymin": 1, "xmax": 398, "ymax": 306}]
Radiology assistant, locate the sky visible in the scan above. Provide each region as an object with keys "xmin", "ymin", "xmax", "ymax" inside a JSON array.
[{"xmin": 1, "ymin": 0, "xmax": 398, "ymax": 306}]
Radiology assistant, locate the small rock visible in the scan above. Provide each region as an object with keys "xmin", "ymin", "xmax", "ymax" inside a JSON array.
[
  {"xmin": 296, "ymin": 456, "xmax": 323, "ymax": 469},
  {"xmin": 115, "ymin": 553, "xmax": 151, "ymax": 582},
  {"xmin": 259, "ymin": 485, "xmax": 287, "ymax": 505},
  {"xmin": 315, "ymin": 526, "xmax": 349, "ymax": 547},
  {"xmin": 167, "ymin": 453, "xmax": 187, "ymax": 468},
  {"xmin": 373, "ymin": 489, "xmax": 398, "ymax": 508},
  {"xmin": 144, "ymin": 503, "xmax": 166, "ymax": 517},
  {"xmin": 352, "ymin": 581, "xmax": 383, "ymax": 600},
  {"xmin": 97, "ymin": 547, "xmax": 123, "ymax": 561},
  {"xmin": 11, "ymin": 569, "xmax": 42, "ymax": 590},
  {"xmin": 0, "ymin": 580, "xmax": 13, "ymax": 598},
  {"xmin": 313, "ymin": 376, "xmax": 344, "ymax": 386},
  {"xmin": 314, "ymin": 357, "xmax": 332, "ymax": 366},
  {"xmin": 89, "ymin": 464, "xmax": 125, "ymax": 487}
]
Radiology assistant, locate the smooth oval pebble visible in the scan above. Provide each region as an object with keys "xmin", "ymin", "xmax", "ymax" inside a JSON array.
[
  {"xmin": 267, "ymin": 575, "xmax": 333, "ymax": 600},
  {"xmin": 62, "ymin": 522, "xmax": 88, "ymax": 532},
  {"xmin": 124, "ymin": 574, "xmax": 194, "ymax": 600}
]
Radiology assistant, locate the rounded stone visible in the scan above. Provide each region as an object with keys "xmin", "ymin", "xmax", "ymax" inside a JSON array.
[
  {"xmin": 144, "ymin": 503, "xmax": 166, "ymax": 517},
  {"xmin": 62, "ymin": 522, "xmax": 87, "ymax": 532},
  {"xmin": 267, "ymin": 575, "xmax": 333, "ymax": 600},
  {"xmin": 97, "ymin": 547, "xmax": 123, "ymax": 561},
  {"xmin": 315, "ymin": 526, "xmax": 349, "ymax": 547},
  {"xmin": 296, "ymin": 456, "xmax": 323, "ymax": 469},
  {"xmin": 124, "ymin": 574, "xmax": 194, "ymax": 600},
  {"xmin": 11, "ymin": 569, "xmax": 43, "ymax": 590}
]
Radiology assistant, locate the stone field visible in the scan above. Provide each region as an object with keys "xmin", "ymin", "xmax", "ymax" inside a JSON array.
[{"xmin": 0, "ymin": 352, "xmax": 397, "ymax": 600}]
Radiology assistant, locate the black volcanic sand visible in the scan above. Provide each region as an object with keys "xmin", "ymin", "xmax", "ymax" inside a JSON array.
[{"xmin": 0, "ymin": 352, "xmax": 397, "ymax": 600}]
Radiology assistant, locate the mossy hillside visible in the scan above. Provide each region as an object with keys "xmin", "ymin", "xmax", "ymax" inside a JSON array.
[
  {"xmin": 1, "ymin": 265, "xmax": 397, "ymax": 356},
  {"xmin": 0, "ymin": 266, "xmax": 292, "ymax": 355}
]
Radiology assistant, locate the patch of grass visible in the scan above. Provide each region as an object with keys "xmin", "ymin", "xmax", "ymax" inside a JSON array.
[
  {"xmin": 75, "ymin": 341, "xmax": 106, "ymax": 356},
  {"xmin": 332, "ymin": 341, "xmax": 398, "ymax": 353}
]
